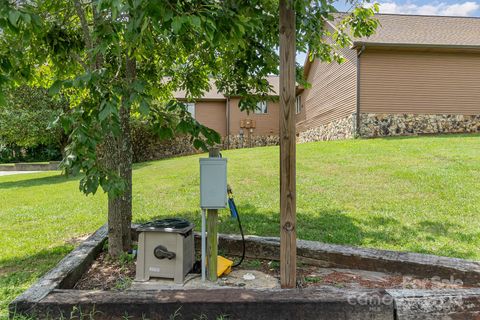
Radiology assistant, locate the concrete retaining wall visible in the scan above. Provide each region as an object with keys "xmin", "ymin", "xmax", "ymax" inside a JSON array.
[{"xmin": 0, "ymin": 161, "xmax": 60, "ymax": 171}]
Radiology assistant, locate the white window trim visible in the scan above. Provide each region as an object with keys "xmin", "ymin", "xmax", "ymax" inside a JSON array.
[
  {"xmin": 296, "ymin": 96, "xmax": 302, "ymax": 114},
  {"xmin": 185, "ymin": 102, "xmax": 195, "ymax": 118},
  {"xmin": 254, "ymin": 101, "xmax": 268, "ymax": 114}
]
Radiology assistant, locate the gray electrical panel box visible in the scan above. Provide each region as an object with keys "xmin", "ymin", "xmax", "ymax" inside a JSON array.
[{"xmin": 199, "ymin": 158, "xmax": 227, "ymax": 209}]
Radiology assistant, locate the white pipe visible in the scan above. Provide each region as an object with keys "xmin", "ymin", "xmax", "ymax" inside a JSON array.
[{"xmin": 201, "ymin": 208, "xmax": 206, "ymax": 281}]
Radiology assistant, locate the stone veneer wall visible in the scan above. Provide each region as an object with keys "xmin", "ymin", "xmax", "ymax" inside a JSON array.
[
  {"xmin": 297, "ymin": 114, "xmax": 355, "ymax": 143},
  {"xmin": 224, "ymin": 135, "xmax": 279, "ymax": 149},
  {"xmin": 359, "ymin": 113, "xmax": 480, "ymax": 138},
  {"xmin": 132, "ymin": 131, "xmax": 279, "ymax": 162}
]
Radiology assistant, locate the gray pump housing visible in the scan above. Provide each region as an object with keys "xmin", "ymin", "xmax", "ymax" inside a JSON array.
[{"xmin": 135, "ymin": 223, "xmax": 194, "ymax": 284}]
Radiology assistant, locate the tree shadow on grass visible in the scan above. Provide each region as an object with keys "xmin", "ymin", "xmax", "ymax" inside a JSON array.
[
  {"xmin": 132, "ymin": 203, "xmax": 479, "ymax": 260},
  {"xmin": 0, "ymin": 245, "xmax": 74, "ymax": 275},
  {"xmin": 1, "ymin": 244, "xmax": 74, "ymax": 315},
  {"xmin": 0, "ymin": 174, "xmax": 77, "ymax": 190}
]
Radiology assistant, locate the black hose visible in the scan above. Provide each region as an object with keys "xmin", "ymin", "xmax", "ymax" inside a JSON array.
[{"xmin": 230, "ymin": 197, "xmax": 245, "ymax": 268}]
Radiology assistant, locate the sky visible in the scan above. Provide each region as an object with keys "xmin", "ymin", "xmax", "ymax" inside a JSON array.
[
  {"xmin": 296, "ymin": 0, "xmax": 480, "ymax": 63},
  {"xmin": 335, "ymin": 0, "xmax": 480, "ymax": 16},
  {"xmin": 365, "ymin": 0, "xmax": 480, "ymax": 16}
]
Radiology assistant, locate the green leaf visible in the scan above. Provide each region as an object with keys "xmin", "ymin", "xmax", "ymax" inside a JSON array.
[
  {"xmin": 8, "ymin": 10, "xmax": 21, "ymax": 27},
  {"xmin": 48, "ymin": 80, "xmax": 63, "ymax": 96},
  {"xmin": 164, "ymin": 9, "xmax": 173, "ymax": 22},
  {"xmin": 190, "ymin": 16, "xmax": 201, "ymax": 28},
  {"xmin": 156, "ymin": 126, "xmax": 173, "ymax": 139},
  {"xmin": 172, "ymin": 17, "xmax": 183, "ymax": 34},
  {"xmin": 22, "ymin": 13, "xmax": 31, "ymax": 25},
  {"xmin": 139, "ymin": 100, "xmax": 149, "ymax": 115},
  {"xmin": 193, "ymin": 139, "xmax": 204, "ymax": 150},
  {"xmin": 98, "ymin": 102, "xmax": 116, "ymax": 122},
  {"xmin": 31, "ymin": 14, "xmax": 42, "ymax": 27},
  {"xmin": 132, "ymin": 80, "xmax": 145, "ymax": 93},
  {"xmin": 177, "ymin": 120, "xmax": 190, "ymax": 133}
]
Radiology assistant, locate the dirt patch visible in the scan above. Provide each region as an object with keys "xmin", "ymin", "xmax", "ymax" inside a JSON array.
[
  {"xmin": 75, "ymin": 252, "xmax": 470, "ymax": 291},
  {"xmin": 296, "ymin": 268, "xmax": 470, "ymax": 290},
  {"xmin": 74, "ymin": 251, "xmax": 135, "ymax": 290},
  {"xmin": 0, "ymin": 265, "xmax": 18, "ymax": 276},
  {"xmin": 234, "ymin": 257, "xmax": 469, "ymax": 290},
  {"xmin": 65, "ymin": 234, "xmax": 90, "ymax": 246}
]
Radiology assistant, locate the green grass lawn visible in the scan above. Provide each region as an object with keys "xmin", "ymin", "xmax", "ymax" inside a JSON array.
[{"xmin": 2, "ymin": 134, "xmax": 480, "ymax": 317}]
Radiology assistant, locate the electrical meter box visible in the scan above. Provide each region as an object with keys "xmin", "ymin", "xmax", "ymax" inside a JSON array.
[{"xmin": 199, "ymin": 158, "xmax": 227, "ymax": 209}]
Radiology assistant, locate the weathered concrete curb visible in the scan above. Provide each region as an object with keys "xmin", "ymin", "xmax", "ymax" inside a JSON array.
[
  {"xmin": 0, "ymin": 161, "xmax": 60, "ymax": 172},
  {"xmin": 9, "ymin": 225, "xmax": 107, "ymax": 317},
  {"xmin": 203, "ymin": 233, "xmax": 480, "ymax": 286},
  {"xmin": 10, "ymin": 226, "xmax": 480, "ymax": 319},
  {"xmin": 24, "ymin": 288, "xmax": 395, "ymax": 320},
  {"xmin": 387, "ymin": 288, "xmax": 480, "ymax": 319}
]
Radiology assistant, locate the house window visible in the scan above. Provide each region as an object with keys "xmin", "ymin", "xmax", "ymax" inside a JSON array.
[
  {"xmin": 185, "ymin": 102, "xmax": 195, "ymax": 118},
  {"xmin": 296, "ymin": 95, "xmax": 302, "ymax": 114},
  {"xmin": 254, "ymin": 101, "xmax": 268, "ymax": 114}
]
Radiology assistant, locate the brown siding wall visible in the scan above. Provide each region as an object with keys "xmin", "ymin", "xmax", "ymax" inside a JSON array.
[
  {"xmin": 194, "ymin": 101, "xmax": 227, "ymax": 136},
  {"xmin": 228, "ymin": 98, "xmax": 279, "ymax": 136},
  {"xmin": 360, "ymin": 49, "xmax": 480, "ymax": 115},
  {"xmin": 300, "ymin": 47, "xmax": 357, "ymax": 132}
]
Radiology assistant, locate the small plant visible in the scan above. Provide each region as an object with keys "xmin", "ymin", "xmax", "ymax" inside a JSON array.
[
  {"xmin": 115, "ymin": 276, "xmax": 133, "ymax": 291},
  {"xmin": 102, "ymin": 240, "xmax": 109, "ymax": 252},
  {"xmin": 122, "ymin": 312, "xmax": 133, "ymax": 320},
  {"xmin": 304, "ymin": 276, "xmax": 322, "ymax": 284},
  {"xmin": 243, "ymin": 259, "xmax": 262, "ymax": 269},
  {"xmin": 169, "ymin": 307, "xmax": 182, "ymax": 320},
  {"xmin": 119, "ymin": 252, "xmax": 135, "ymax": 267},
  {"xmin": 268, "ymin": 260, "xmax": 280, "ymax": 270}
]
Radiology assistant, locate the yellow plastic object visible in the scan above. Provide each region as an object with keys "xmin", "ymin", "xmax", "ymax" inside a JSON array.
[{"xmin": 217, "ymin": 256, "xmax": 233, "ymax": 277}]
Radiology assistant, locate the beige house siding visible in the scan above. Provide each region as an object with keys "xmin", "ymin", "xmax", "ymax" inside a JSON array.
[
  {"xmin": 300, "ymin": 47, "xmax": 357, "ymax": 132},
  {"xmin": 194, "ymin": 101, "xmax": 227, "ymax": 136},
  {"xmin": 360, "ymin": 48, "xmax": 480, "ymax": 115},
  {"xmin": 183, "ymin": 98, "xmax": 279, "ymax": 137},
  {"xmin": 228, "ymin": 98, "xmax": 279, "ymax": 136}
]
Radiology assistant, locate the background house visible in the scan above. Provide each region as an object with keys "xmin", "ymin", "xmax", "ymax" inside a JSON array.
[
  {"xmin": 297, "ymin": 14, "xmax": 480, "ymax": 142},
  {"xmin": 174, "ymin": 76, "xmax": 280, "ymax": 149}
]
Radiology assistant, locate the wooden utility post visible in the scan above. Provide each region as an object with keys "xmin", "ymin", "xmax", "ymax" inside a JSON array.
[
  {"xmin": 279, "ymin": 0, "xmax": 296, "ymax": 288},
  {"xmin": 207, "ymin": 147, "xmax": 220, "ymax": 281}
]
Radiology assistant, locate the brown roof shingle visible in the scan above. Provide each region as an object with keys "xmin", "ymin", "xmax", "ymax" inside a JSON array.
[
  {"xmin": 172, "ymin": 76, "xmax": 280, "ymax": 100},
  {"xmin": 352, "ymin": 13, "xmax": 480, "ymax": 48}
]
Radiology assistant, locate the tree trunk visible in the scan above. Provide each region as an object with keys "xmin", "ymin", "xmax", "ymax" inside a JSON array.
[
  {"xmin": 106, "ymin": 103, "xmax": 133, "ymax": 257},
  {"xmin": 107, "ymin": 56, "xmax": 136, "ymax": 258}
]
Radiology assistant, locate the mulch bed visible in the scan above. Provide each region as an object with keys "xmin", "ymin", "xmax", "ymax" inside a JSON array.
[
  {"xmin": 74, "ymin": 251, "xmax": 135, "ymax": 290},
  {"xmin": 74, "ymin": 252, "xmax": 469, "ymax": 291}
]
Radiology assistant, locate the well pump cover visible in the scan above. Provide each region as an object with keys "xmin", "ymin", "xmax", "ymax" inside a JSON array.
[{"xmin": 199, "ymin": 158, "xmax": 227, "ymax": 209}]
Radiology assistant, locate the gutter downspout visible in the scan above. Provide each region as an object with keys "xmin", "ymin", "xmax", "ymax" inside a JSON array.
[
  {"xmin": 356, "ymin": 45, "xmax": 366, "ymax": 138},
  {"xmin": 226, "ymin": 97, "xmax": 231, "ymax": 149}
]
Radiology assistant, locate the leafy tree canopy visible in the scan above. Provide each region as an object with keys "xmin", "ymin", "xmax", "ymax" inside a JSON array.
[
  {"xmin": 0, "ymin": 85, "xmax": 68, "ymax": 149},
  {"xmin": 0, "ymin": 0, "xmax": 378, "ymax": 196},
  {"xmin": 0, "ymin": 0, "xmax": 379, "ymax": 255}
]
